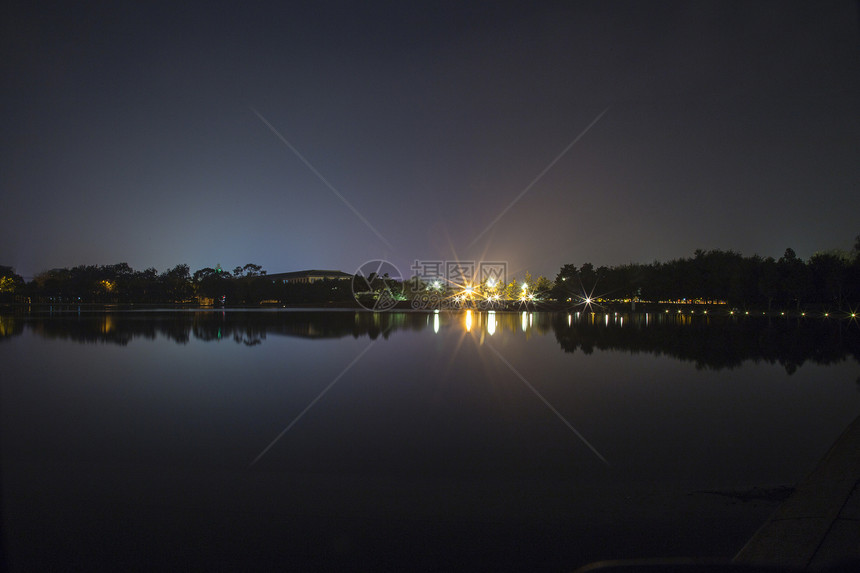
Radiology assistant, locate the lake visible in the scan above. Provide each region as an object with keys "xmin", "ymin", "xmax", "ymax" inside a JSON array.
[{"xmin": 2, "ymin": 308, "xmax": 859, "ymax": 571}]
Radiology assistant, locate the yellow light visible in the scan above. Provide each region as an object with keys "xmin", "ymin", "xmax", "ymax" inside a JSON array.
[
  {"xmin": 486, "ymin": 278, "xmax": 495, "ymax": 288},
  {"xmin": 465, "ymin": 310, "xmax": 472, "ymax": 332},
  {"xmin": 521, "ymin": 282, "xmax": 528, "ymax": 290}
]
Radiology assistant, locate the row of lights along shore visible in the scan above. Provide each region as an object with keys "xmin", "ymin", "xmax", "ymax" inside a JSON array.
[
  {"xmin": 439, "ymin": 279, "xmax": 856, "ymax": 320},
  {"xmin": 641, "ymin": 309, "xmax": 858, "ymax": 319}
]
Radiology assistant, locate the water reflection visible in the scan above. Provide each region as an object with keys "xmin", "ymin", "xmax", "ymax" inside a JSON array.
[
  {"xmin": 1, "ymin": 309, "xmax": 858, "ymax": 373},
  {"xmin": 2, "ymin": 307, "xmax": 860, "ymax": 571},
  {"xmin": 553, "ymin": 312, "xmax": 860, "ymax": 374}
]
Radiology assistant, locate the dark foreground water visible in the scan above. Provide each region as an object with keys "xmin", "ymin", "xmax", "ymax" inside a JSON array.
[{"xmin": 2, "ymin": 309, "xmax": 859, "ymax": 571}]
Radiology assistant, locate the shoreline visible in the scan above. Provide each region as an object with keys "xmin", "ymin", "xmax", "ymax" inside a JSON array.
[{"xmin": 1, "ymin": 300, "xmax": 854, "ymax": 319}]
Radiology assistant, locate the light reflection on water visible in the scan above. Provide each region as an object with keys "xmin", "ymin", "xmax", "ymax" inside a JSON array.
[{"xmin": 1, "ymin": 309, "xmax": 859, "ymax": 570}]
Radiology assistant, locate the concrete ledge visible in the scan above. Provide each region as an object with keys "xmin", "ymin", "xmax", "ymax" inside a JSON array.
[{"xmin": 734, "ymin": 415, "xmax": 860, "ymax": 570}]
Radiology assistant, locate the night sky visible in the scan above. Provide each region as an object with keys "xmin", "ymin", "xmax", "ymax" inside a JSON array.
[{"xmin": 3, "ymin": 1, "xmax": 859, "ymax": 280}]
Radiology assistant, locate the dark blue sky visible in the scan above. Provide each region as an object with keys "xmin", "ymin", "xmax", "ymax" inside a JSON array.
[{"xmin": 3, "ymin": 1, "xmax": 859, "ymax": 280}]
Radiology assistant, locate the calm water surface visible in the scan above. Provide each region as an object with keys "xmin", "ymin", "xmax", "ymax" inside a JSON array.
[{"xmin": 2, "ymin": 309, "xmax": 859, "ymax": 571}]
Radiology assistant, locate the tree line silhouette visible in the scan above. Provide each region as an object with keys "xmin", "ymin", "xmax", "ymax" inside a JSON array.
[
  {"xmin": 1, "ymin": 235, "xmax": 858, "ymax": 308},
  {"xmin": 553, "ymin": 242, "xmax": 860, "ymax": 310},
  {"xmin": 0, "ymin": 262, "xmax": 354, "ymax": 305}
]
